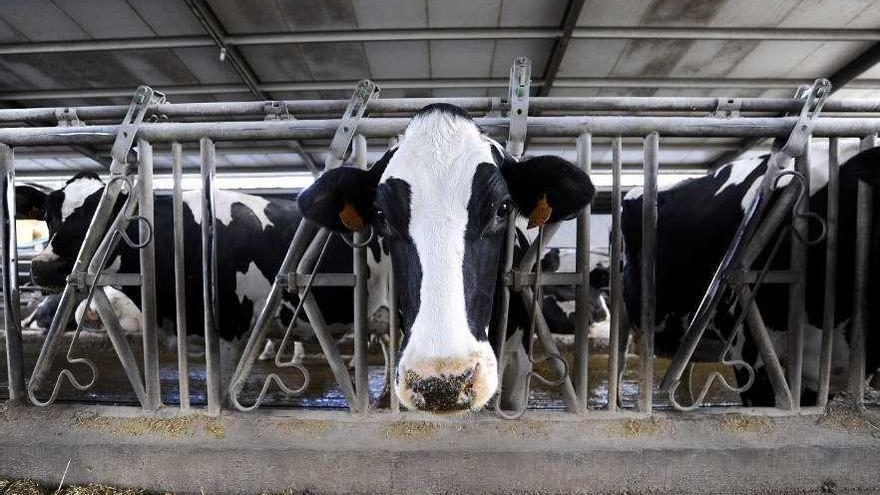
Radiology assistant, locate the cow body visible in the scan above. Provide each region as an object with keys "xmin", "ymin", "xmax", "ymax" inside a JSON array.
[{"xmin": 621, "ymin": 145, "xmax": 880, "ymax": 406}]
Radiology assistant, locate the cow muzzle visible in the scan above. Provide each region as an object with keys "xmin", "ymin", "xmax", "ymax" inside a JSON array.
[{"xmin": 396, "ymin": 354, "xmax": 497, "ymax": 412}]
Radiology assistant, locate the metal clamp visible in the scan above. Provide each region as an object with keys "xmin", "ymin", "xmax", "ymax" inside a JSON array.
[
  {"xmin": 55, "ymin": 107, "xmax": 85, "ymax": 127},
  {"xmin": 506, "ymin": 57, "xmax": 531, "ymax": 158},
  {"xmin": 713, "ymin": 97, "xmax": 741, "ymax": 118},
  {"xmin": 264, "ymin": 101, "xmax": 292, "ymax": 121},
  {"xmin": 325, "ymin": 79, "xmax": 380, "ymax": 170},
  {"xmin": 109, "ymin": 86, "xmax": 165, "ymax": 174}
]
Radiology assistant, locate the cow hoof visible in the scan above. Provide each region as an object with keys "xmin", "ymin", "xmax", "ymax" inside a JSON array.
[{"xmin": 258, "ymin": 340, "xmax": 276, "ymax": 361}]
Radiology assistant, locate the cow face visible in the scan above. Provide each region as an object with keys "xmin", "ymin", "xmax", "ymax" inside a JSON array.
[
  {"xmin": 299, "ymin": 104, "xmax": 595, "ymax": 412},
  {"xmin": 22, "ymin": 172, "xmax": 108, "ymax": 289}
]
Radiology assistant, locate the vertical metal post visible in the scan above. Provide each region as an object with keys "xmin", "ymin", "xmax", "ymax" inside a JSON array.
[
  {"xmin": 639, "ymin": 132, "xmax": 659, "ymax": 413},
  {"xmin": 386, "ymin": 136, "xmax": 400, "ymax": 414},
  {"xmin": 848, "ymin": 134, "xmax": 876, "ymax": 403},
  {"xmin": 788, "ymin": 138, "xmax": 811, "ymax": 410},
  {"xmin": 0, "ymin": 143, "xmax": 24, "ymax": 401},
  {"xmin": 574, "ymin": 133, "xmax": 592, "ymax": 413},
  {"xmin": 817, "ymin": 137, "xmax": 839, "ymax": 407},
  {"xmin": 200, "ymin": 137, "xmax": 221, "ymax": 415},
  {"xmin": 171, "ymin": 142, "xmax": 190, "ymax": 410},
  {"xmin": 607, "ymin": 137, "xmax": 623, "ymax": 412},
  {"xmin": 138, "ymin": 140, "xmax": 161, "ymax": 410},
  {"xmin": 352, "ymin": 134, "xmax": 369, "ymax": 412}
]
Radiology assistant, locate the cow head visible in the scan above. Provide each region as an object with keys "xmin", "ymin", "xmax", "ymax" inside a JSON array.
[
  {"xmin": 19, "ymin": 172, "xmax": 109, "ymax": 289},
  {"xmin": 299, "ymin": 104, "xmax": 595, "ymax": 412}
]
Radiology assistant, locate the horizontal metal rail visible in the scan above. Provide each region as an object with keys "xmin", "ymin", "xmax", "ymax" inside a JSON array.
[
  {"xmin": 2, "ymin": 97, "xmax": 880, "ymax": 124},
  {"xmin": 4, "ymin": 79, "xmax": 880, "ymax": 101},
  {"xmin": 0, "ymin": 116, "xmax": 879, "ymax": 145},
  {"xmin": 2, "ymin": 26, "xmax": 880, "ymax": 56}
]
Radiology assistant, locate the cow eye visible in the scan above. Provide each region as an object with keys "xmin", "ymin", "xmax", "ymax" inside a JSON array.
[
  {"xmin": 374, "ymin": 207, "xmax": 392, "ymax": 235},
  {"xmin": 495, "ymin": 201, "xmax": 511, "ymax": 221}
]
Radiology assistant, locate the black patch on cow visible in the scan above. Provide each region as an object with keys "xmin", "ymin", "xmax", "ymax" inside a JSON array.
[
  {"xmin": 462, "ymin": 163, "xmax": 510, "ymax": 341},
  {"xmin": 501, "ymin": 155, "xmax": 596, "ymax": 224},
  {"xmin": 377, "ymin": 178, "xmax": 420, "ymax": 345},
  {"xmin": 15, "ymin": 185, "xmax": 48, "ymax": 220},
  {"xmin": 414, "ymin": 103, "xmax": 473, "ymax": 121}
]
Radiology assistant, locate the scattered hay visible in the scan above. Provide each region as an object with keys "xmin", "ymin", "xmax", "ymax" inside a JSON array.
[
  {"xmin": 203, "ymin": 419, "xmax": 226, "ymax": 440},
  {"xmin": 60, "ymin": 483, "xmax": 147, "ymax": 495},
  {"xmin": 71, "ymin": 412, "xmax": 225, "ymax": 440},
  {"xmin": 274, "ymin": 419, "xmax": 331, "ymax": 436},
  {"xmin": 2, "ymin": 479, "xmax": 45, "ymax": 495},
  {"xmin": 495, "ymin": 420, "xmax": 547, "ymax": 438},
  {"xmin": 718, "ymin": 414, "xmax": 773, "ymax": 434},
  {"xmin": 384, "ymin": 420, "xmax": 439, "ymax": 440},
  {"xmin": 607, "ymin": 417, "xmax": 672, "ymax": 438},
  {"xmin": 817, "ymin": 397, "xmax": 880, "ymax": 436}
]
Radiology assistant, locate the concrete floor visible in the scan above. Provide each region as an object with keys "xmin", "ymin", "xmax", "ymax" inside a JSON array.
[{"xmin": 0, "ymin": 401, "xmax": 878, "ymax": 494}]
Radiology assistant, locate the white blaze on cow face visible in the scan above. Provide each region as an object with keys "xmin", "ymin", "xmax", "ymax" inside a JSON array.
[
  {"xmin": 382, "ymin": 108, "xmax": 501, "ymax": 412},
  {"xmin": 60, "ymin": 176, "xmax": 103, "ymax": 222}
]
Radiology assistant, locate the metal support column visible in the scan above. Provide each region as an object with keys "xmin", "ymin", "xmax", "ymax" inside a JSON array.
[
  {"xmin": 0, "ymin": 143, "xmax": 24, "ymax": 401},
  {"xmin": 574, "ymin": 133, "xmax": 591, "ymax": 413},
  {"xmin": 200, "ymin": 137, "xmax": 221, "ymax": 415},
  {"xmin": 639, "ymin": 132, "xmax": 659, "ymax": 412},
  {"xmin": 171, "ymin": 141, "xmax": 190, "ymax": 410},
  {"xmin": 787, "ymin": 139, "xmax": 811, "ymax": 409},
  {"xmin": 817, "ymin": 137, "xmax": 839, "ymax": 407},
  {"xmin": 138, "ymin": 140, "xmax": 161, "ymax": 410},
  {"xmin": 607, "ymin": 137, "xmax": 623, "ymax": 411},
  {"xmin": 352, "ymin": 134, "xmax": 369, "ymax": 412}
]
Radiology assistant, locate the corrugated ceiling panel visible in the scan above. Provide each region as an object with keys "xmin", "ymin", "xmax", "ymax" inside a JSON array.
[
  {"xmin": 353, "ymin": 0, "xmax": 427, "ymax": 28},
  {"xmin": 709, "ymin": 0, "xmax": 801, "ymax": 27},
  {"xmin": 577, "ymin": 0, "xmax": 653, "ymax": 26},
  {"xmin": 207, "ymin": 0, "xmax": 288, "ymax": 34},
  {"xmin": 0, "ymin": 53, "xmax": 146, "ymax": 89},
  {"xmin": 557, "ymin": 39, "xmax": 629, "ymax": 77},
  {"xmin": 638, "ymin": 0, "xmax": 727, "ymax": 26},
  {"xmin": 427, "ymin": 0, "xmax": 500, "ymax": 28},
  {"xmin": 432, "ymin": 88, "xmax": 488, "ymax": 97},
  {"xmin": 491, "ymin": 39, "xmax": 554, "ymax": 78},
  {"xmin": 112, "ymin": 50, "xmax": 202, "ymax": 86},
  {"xmin": 171, "ymin": 47, "xmax": 244, "ymax": 84},
  {"xmin": 299, "ymin": 42, "xmax": 371, "ymax": 80},
  {"xmin": 273, "ymin": 0, "xmax": 359, "ymax": 32},
  {"xmin": 239, "ymin": 45, "xmax": 313, "ymax": 82},
  {"xmin": 364, "ymin": 41, "xmax": 430, "ymax": 79},
  {"xmin": 785, "ymin": 41, "xmax": 872, "ymax": 78},
  {"xmin": 53, "ymin": 0, "xmax": 154, "ymax": 39},
  {"xmin": 727, "ymin": 41, "xmax": 824, "ymax": 78},
  {"xmin": 668, "ymin": 40, "xmax": 762, "ymax": 77},
  {"xmin": 0, "ymin": 0, "xmax": 86, "ymax": 41},
  {"xmin": 127, "ymin": 0, "xmax": 206, "ymax": 36},
  {"xmin": 778, "ymin": 0, "xmax": 877, "ymax": 28},
  {"xmin": 499, "ymin": 0, "xmax": 566, "ymax": 27},
  {"xmin": 0, "ymin": 18, "xmax": 25, "ymax": 42},
  {"xmin": 429, "ymin": 40, "xmax": 494, "ymax": 77}
]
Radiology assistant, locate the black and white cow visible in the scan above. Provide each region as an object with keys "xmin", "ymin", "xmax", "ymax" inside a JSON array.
[
  {"xmin": 22, "ymin": 171, "xmax": 392, "ymax": 369},
  {"xmin": 298, "ymin": 104, "xmax": 595, "ymax": 412},
  {"xmin": 621, "ymin": 144, "xmax": 879, "ymax": 406}
]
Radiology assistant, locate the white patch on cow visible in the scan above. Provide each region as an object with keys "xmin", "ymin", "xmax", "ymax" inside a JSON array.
[
  {"xmin": 235, "ymin": 261, "xmax": 272, "ymax": 311},
  {"xmin": 75, "ymin": 286, "xmax": 141, "ymax": 333},
  {"xmin": 105, "ymin": 255, "xmax": 121, "ymax": 273},
  {"xmin": 61, "ymin": 176, "xmax": 104, "ymax": 221},
  {"xmin": 624, "ymin": 186, "xmax": 642, "ymax": 201},
  {"xmin": 766, "ymin": 321, "xmax": 851, "ymax": 393},
  {"xmin": 383, "ymin": 109, "xmax": 498, "ymax": 409},
  {"xmin": 32, "ymin": 241, "xmax": 59, "ymax": 263},
  {"xmin": 182, "ymin": 190, "xmax": 274, "ymax": 230},
  {"xmin": 367, "ymin": 245, "xmax": 391, "ymax": 317},
  {"xmin": 714, "ymin": 157, "xmax": 764, "ymax": 197}
]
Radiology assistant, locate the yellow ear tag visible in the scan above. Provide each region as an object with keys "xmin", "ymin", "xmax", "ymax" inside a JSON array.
[
  {"xmin": 339, "ymin": 202, "xmax": 365, "ymax": 232},
  {"xmin": 527, "ymin": 194, "xmax": 552, "ymax": 229}
]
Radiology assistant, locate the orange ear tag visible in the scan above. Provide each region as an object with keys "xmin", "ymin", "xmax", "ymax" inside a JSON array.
[
  {"xmin": 339, "ymin": 202, "xmax": 365, "ymax": 232},
  {"xmin": 527, "ymin": 194, "xmax": 552, "ymax": 229}
]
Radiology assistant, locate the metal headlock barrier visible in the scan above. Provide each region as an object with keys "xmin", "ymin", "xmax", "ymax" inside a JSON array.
[{"xmin": 1, "ymin": 57, "xmax": 879, "ymax": 418}]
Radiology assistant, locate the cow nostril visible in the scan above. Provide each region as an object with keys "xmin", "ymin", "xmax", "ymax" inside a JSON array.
[{"xmin": 406, "ymin": 365, "xmax": 480, "ymax": 412}]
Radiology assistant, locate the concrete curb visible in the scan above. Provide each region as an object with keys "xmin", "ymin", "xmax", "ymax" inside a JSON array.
[{"xmin": 0, "ymin": 403, "xmax": 878, "ymax": 494}]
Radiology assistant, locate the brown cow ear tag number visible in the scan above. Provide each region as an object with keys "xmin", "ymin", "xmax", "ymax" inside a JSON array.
[
  {"xmin": 339, "ymin": 202, "xmax": 365, "ymax": 232},
  {"xmin": 527, "ymin": 194, "xmax": 552, "ymax": 229}
]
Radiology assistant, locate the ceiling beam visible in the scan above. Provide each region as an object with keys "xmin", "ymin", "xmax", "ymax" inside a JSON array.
[
  {"xmin": 8, "ymin": 77, "xmax": 880, "ymax": 101},
  {"xmin": 706, "ymin": 40, "xmax": 880, "ymax": 169},
  {"xmin": 183, "ymin": 0, "xmax": 320, "ymax": 174},
  {"xmin": 6, "ymin": 27, "xmax": 880, "ymax": 55},
  {"xmin": 538, "ymin": 0, "xmax": 586, "ymax": 97}
]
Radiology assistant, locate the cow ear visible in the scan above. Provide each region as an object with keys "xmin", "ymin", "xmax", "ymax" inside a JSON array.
[
  {"xmin": 297, "ymin": 166, "xmax": 381, "ymax": 233},
  {"xmin": 501, "ymin": 155, "xmax": 595, "ymax": 228},
  {"xmin": 15, "ymin": 185, "xmax": 48, "ymax": 220}
]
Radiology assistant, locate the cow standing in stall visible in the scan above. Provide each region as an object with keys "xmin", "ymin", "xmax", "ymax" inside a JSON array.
[{"xmin": 620, "ymin": 143, "xmax": 878, "ymax": 406}]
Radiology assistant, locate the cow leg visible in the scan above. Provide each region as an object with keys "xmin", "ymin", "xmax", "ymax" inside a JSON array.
[
  {"xmin": 735, "ymin": 365, "xmax": 776, "ymax": 407},
  {"xmin": 498, "ymin": 329, "xmax": 530, "ymax": 412},
  {"xmin": 220, "ymin": 336, "xmax": 244, "ymax": 406}
]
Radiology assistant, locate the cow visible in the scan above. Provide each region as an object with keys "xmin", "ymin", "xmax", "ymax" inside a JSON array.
[
  {"xmin": 21, "ymin": 171, "xmax": 393, "ymax": 397},
  {"xmin": 22, "ymin": 287, "xmax": 141, "ymax": 333},
  {"xmin": 620, "ymin": 143, "xmax": 878, "ymax": 406},
  {"xmin": 297, "ymin": 103, "xmax": 595, "ymax": 412}
]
